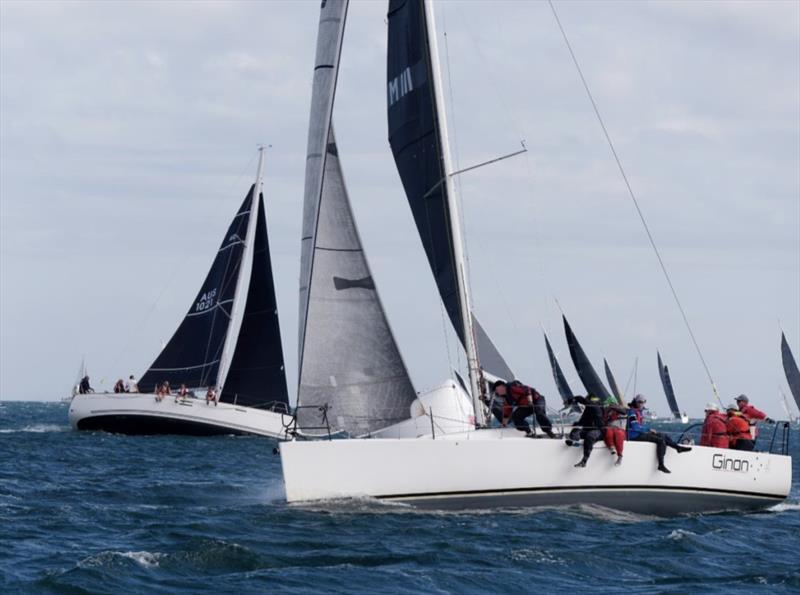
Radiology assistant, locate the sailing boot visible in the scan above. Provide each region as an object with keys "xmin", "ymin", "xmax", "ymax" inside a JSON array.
[
  {"xmin": 574, "ymin": 458, "xmax": 587, "ymax": 468},
  {"xmin": 658, "ymin": 464, "xmax": 671, "ymax": 474}
]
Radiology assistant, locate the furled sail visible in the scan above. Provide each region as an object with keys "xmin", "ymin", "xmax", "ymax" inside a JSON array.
[
  {"xmin": 562, "ymin": 316, "xmax": 612, "ymax": 402},
  {"xmin": 472, "ymin": 314, "xmax": 514, "ymax": 381},
  {"xmin": 657, "ymin": 352, "xmax": 681, "ymax": 419},
  {"xmin": 139, "ymin": 190, "xmax": 253, "ymax": 393},
  {"xmin": 220, "ymin": 194, "xmax": 289, "ymax": 410},
  {"xmin": 298, "ymin": 0, "xmax": 416, "ymax": 435},
  {"xmin": 603, "ymin": 359, "xmax": 624, "ymax": 405},
  {"xmin": 387, "ymin": 0, "xmax": 464, "ymax": 346},
  {"xmin": 781, "ymin": 332, "xmax": 800, "ymax": 410},
  {"xmin": 544, "ymin": 332, "xmax": 575, "ymax": 407}
]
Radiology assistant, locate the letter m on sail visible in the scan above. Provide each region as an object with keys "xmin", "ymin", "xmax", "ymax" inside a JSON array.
[{"xmin": 388, "ymin": 67, "xmax": 413, "ymax": 107}]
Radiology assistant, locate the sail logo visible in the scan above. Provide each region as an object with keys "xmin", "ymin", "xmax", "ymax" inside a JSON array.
[
  {"xmin": 195, "ymin": 289, "xmax": 217, "ymax": 313},
  {"xmin": 711, "ymin": 453, "xmax": 750, "ymax": 473},
  {"xmin": 388, "ymin": 66, "xmax": 414, "ymax": 107}
]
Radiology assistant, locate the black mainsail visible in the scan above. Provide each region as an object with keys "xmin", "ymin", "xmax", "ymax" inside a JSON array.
[
  {"xmin": 220, "ymin": 194, "xmax": 289, "ymax": 410},
  {"xmin": 781, "ymin": 332, "xmax": 800, "ymax": 411},
  {"xmin": 657, "ymin": 351, "xmax": 681, "ymax": 420},
  {"xmin": 603, "ymin": 359, "xmax": 624, "ymax": 405},
  {"xmin": 544, "ymin": 332, "xmax": 575, "ymax": 407},
  {"xmin": 562, "ymin": 316, "xmax": 613, "ymax": 402},
  {"xmin": 297, "ymin": 0, "xmax": 416, "ymax": 435},
  {"xmin": 139, "ymin": 189, "xmax": 254, "ymax": 393}
]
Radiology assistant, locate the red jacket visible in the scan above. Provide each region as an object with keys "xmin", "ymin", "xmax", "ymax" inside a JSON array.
[
  {"xmin": 700, "ymin": 412, "xmax": 729, "ymax": 448},
  {"xmin": 727, "ymin": 414, "xmax": 751, "ymax": 445},
  {"xmin": 739, "ymin": 403, "xmax": 766, "ymax": 421},
  {"xmin": 501, "ymin": 382, "xmax": 536, "ymax": 418}
]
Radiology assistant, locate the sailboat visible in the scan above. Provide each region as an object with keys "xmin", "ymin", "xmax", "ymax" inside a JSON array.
[
  {"xmin": 658, "ymin": 352, "xmax": 689, "ymax": 423},
  {"xmin": 69, "ymin": 150, "xmax": 293, "ymax": 438},
  {"xmin": 279, "ymin": 0, "xmax": 792, "ymax": 514},
  {"xmin": 781, "ymin": 331, "xmax": 800, "ymax": 417}
]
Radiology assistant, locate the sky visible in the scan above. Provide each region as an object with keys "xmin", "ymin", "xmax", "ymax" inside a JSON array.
[{"xmin": 1, "ymin": 0, "xmax": 798, "ymax": 418}]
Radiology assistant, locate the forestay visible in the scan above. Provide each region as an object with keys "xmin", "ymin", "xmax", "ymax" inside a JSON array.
[
  {"xmin": 562, "ymin": 316, "xmax": 613, "ymax": 403},
  {"xmin": 220, "ymin": 194, "xmax": 289, "ymax": 410},
  {"xmin": 657, "ymin": 352, "xmax": 681, "ymax": 420},
  {"xmin": 138, "ymin": 190, "xmax": 253, "ymax": 393},
  {"xmin": 297, "ymin": 0, "xmax": 416, "ymax": 435}
]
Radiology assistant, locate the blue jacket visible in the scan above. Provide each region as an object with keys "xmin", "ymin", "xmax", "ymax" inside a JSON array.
[{"xmin": 627, "ymin": 408, "xmax": 649, "ymax": 439}]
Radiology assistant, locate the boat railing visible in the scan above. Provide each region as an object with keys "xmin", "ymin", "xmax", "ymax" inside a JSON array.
[
  {"xmin": 282, "ymin": 404, "xmax": 333, "ymax": 441},
  {"xmin": 765, "ymin": 421, "xmax": 791, "ymax": 456}
]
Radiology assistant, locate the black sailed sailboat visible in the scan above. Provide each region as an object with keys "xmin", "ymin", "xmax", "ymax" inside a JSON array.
[
  {"xmin": 387, "ymin": 0, "xmax": 511, "ymax": 403},
  {"xmin": 562, "ymin": 316, "xmax": 613, "ymax": 403},
  {"xmin": 69, "ymin": 151, "xmax": 291, "ymax": 437},
  {"xmin": 657, "ymin": 352, "xmax": 684, "ymax": 421},
  {"xmin": 603, "ymin": 359, "xmax": 624, "ymax": 405},
  {"xmin": 544, "ymin": 332, "xmax": 576, "ymax": 408},
  {"xmin": 781, "ymin": 332, "xmax": 800, "ymax": 412}
]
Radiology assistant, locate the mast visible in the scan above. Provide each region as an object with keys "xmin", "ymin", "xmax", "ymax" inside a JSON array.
[
  {"xmin": 217, "ymin": 147, "xmax": 264, "ymax": 393},
  {"xmin": 423, "ymin": 0, "xmax": 484, "ymax": 426}
]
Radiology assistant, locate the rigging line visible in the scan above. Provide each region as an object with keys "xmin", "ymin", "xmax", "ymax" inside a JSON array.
[{"xmin": 547, "ymin": 0, "xmax": 722, "ymax": 405}]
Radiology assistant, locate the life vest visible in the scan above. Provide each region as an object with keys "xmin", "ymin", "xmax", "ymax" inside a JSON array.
[
  {"xmin": 507, "ymin": 382, "xmax": 533, "ymax": 408},
  {"xmin": 727, "ymin": 414, "xmax": 751, "ymax": 445},
  {"xmin": 604, "ymin": 408, "xmax": 626, "ymax": 430},
  {"xmin": 700, "ymin": 412, "xmax": 729, "ymax": 448}
]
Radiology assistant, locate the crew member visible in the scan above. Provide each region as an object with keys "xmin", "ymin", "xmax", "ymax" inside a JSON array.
[
  {"xmin": 491, "ymin": 380, "xmax": 555, "ymax": 438},
  {"xmin": 700, "ymin": 403, "xmax": 729, "ymax": 448},
  {"xmin": 735, "ymin": 394, "xmax": 774, "ymax": 441},
  {"xmin": 125, "ymin": 375, "xmax": 138, "ymax": 393},
  {"xmin": 627, "ymin": 394, "xmax": 691, "ymax": 473},
  {"xmin": 727, "ymin": 404, "xmax": 754, "ymax": 451},
  {"xmin": 206, "ymin": 385, "xmax": 218, "ymax": 406},
  {"xmin": 176, "ymin": 383, "xmax": 189, "ymax": 402},
  {"xmin": 79, "ymin": 375, "xmax": 93, "ymax": 394},
  {"xmin": 602, "ymin": 398, "xmax": 628, "ymax": 466},
  {"xmin": 113, "ymin": 379, "xmax": 125, "ymax": 393},
  {"xmin": 566, "ymin": 394, "xmax": 604, "ymax": 467}
]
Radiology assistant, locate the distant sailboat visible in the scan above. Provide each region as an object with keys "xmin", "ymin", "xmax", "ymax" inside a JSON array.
[
  {"xmin": 69, "ymin": 150, "xmax": 292, "ymax": 437},
  {"xmin": 563, "ymin": 316, "xmax": 614, "ymax": 403},
  {"xmin": 657, "ymin": 352, "xmax": 688, "ymax": 423},
  {"xmin": 603, "ymin": 359, "xmax": 624, "ymax": 405},
  {"xmin": 781, "ymin": 331, "xmax": 800, "ymax": 413},
  {"xmin": 544, "ymin": 332, "xmax": 576, "ymax": 408}
]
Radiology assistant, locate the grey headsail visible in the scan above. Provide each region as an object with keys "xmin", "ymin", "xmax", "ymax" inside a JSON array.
[
  {"xmin": 603, "ymin": 359, "xmax": 624, "ymax": 405},
  {"xmin": 138, "ymin": 189, "xmax": 253, "ymax": 393},
  {"xmin": 544, "ymin": 332, "xmax": 575, "ymax": 407},
  {"xmin": 657, "ymin": 352, "xmax": 682, "ymax": 420},
  {"xmin": 472, "ymin": 314, "xmax": 514, "ymax": 380},
  {"xmin": 781, "ymin": 332, "xmax": 800, "ymax": 410},
  {"xmin": 562, "ymin": 316, "xmax": 612, "ymax": 402},
  {"xmin": 387, "ymin": 0, "xmax": 464, "ymax": 346},
  {"xmin": 220, "ymin": 194, "xmax": 289, "ymax": 410},
  {"xmin": 297, "ymin": 0, "xmax": 416, "ymax": 435}
]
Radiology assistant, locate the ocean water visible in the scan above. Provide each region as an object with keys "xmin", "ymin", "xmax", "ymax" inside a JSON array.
[{"xmin": 1, "ymin": 402, "xmax": 798, "ymax": 594}]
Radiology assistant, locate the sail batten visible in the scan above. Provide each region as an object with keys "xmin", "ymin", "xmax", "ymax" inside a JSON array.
[{"xmin": 562, "ymin": 316, "xmax": 613, "ymax": 402}]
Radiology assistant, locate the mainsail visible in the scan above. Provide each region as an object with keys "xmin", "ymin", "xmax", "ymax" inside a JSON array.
[
  {"xmin": 220, "ymin": 194, "xmax": 289, "ymax": 410},
  {"xmin": 657, "ymin": 351, "xmax": 681, "ymax": 420},
  {"xmin": 781, "ymin": 332, "xmax": 800, "ymax": 410},
  {"xmin": 603, "ymin": 359, "xmax": 624, "ymax": 405},
  {"xmin": 544, "ymin": 332, "xmax": 575, "ymax": 406},
  {"xmin": 139, "ymin": 189, "xmax": 254, "ymax": 393},
  {"xmin": 562, "ymin": 316, "xmax": 613, "ymax": 402},
  {"xmin": 297, "ymin": 0, "xmax": 416, "ymax": 435}
]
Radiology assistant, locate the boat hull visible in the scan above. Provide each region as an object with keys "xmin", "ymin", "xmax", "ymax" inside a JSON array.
[
  {"xmin": 280, "ymin": 430, "xmax": 792, "ymax": 515},
  {"xmin": 69, "ymin": 393, "xmax": 291, "ymax": 439}
]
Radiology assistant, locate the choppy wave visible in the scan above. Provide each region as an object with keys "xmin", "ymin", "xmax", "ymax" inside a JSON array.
[{"xmin": 1, "ymin": 402, "xmax": 799, "ymax": 593}]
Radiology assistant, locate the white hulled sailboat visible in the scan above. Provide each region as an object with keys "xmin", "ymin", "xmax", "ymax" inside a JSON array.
[
  {"xmin": 69, "ymin": 149, "xmax": 293, "ymax": 438},
  {"xmin": 279, "ymin": 0, "xmax": 792, "ymax": 514}
]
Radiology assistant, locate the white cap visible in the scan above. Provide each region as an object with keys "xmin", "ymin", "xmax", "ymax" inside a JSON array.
[{"xmin": 705, "ymin": 402, "xmax": 719, "ymax": 412}]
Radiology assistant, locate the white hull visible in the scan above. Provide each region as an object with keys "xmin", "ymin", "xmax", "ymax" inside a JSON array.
[
  {"xmin": 280, "ymin": 430, "xmax": 792, "ymax": 515},
  {"xmin": 69, "ymin": 393, "xmax": 292, "ymax": 439}
]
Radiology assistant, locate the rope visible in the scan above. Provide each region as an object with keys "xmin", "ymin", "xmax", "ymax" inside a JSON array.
[{"xmin": 547, "ymin": 0, "xmax": 723, "ymax": 406}]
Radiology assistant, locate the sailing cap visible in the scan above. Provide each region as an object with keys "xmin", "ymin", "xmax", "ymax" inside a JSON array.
[
  {"xmin": 726, "ymin": 403, "xmax": 739, "ymax": 412},
  {"xmin": 705, "ymin": 402, "xmax": 719, "ymax": 412},
  {"xmin": 633, "ymin": 394, "xmax": 646, "ymax": 404},
  {"xmin": 735, "ymin": 394, "xmax": 749, "ymax": 403}
]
